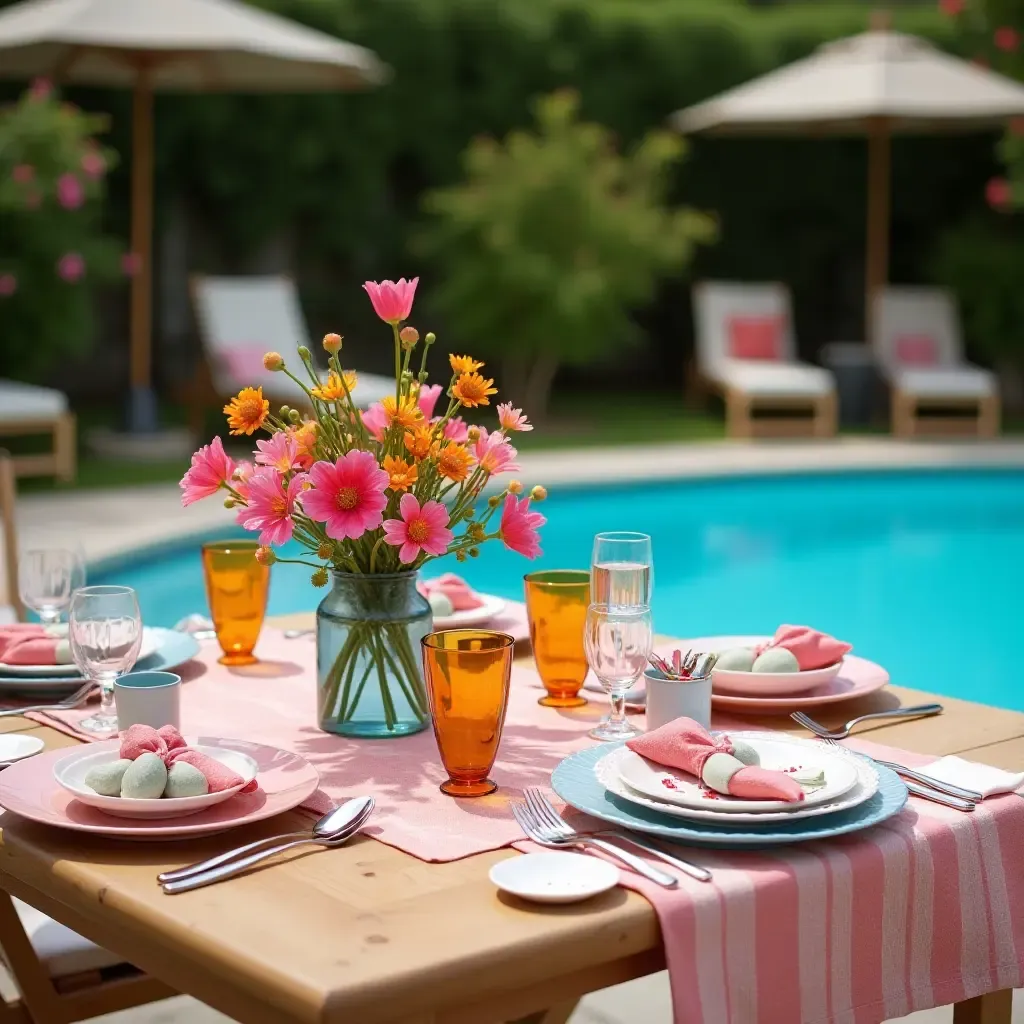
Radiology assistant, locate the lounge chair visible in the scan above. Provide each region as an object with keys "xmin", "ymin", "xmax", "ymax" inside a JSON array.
[
  {"xmin": 0, "ymin": 382, "xmax": 75, "ymax": 482},
  {"xmin": 187, "ymin": 274, "xmax": 395, "ymax": 434},
  {"xmin": 691, "ymin": 282, "xmax": 837, "ymax": 438},
  {"xmin": 873, "ymin": 287, "xmax": 1000, "ymax": 438}
]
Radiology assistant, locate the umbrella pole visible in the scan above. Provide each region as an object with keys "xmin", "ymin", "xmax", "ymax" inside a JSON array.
[
  {"xmin": 128, "ymin": 62, "xmax": 158, "ymax": 433},
  {"xmin": 864, "ymin": 117, "xmax": 890, "ymax": 348}
]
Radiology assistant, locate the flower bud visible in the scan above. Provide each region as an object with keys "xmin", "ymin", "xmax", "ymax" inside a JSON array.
[
  {"xmin": 223, "ymin": 497, "xmax": 236, "ymax": 509},
  {"xmin": 463, "ymin": 507, "xmax": 477, "ymax": 520},
  {"xmin": 322, "ymin": 332, "xmax": 343, "ymax": 354},
  {"xmin": 467, "ymin": 425, "xmax": 481, "ymax": 442},
  {"xmin": 469, "ymin": 547, "xmax": 480, "ymax": 558},
  {"xmin": 317, "ymin": 540, "xmax": 333, "ymax": 560},
  {"xmin": 288, "ymin": 408, "xmax": 302, "ymax": 423},
  {"xmin": 255, "ymin": 546, "xmax": 277, "ymax": 566},
  {"xmin": 297, "ymin": 345, "xmax": 311, "ymax": 360},
  {"xmin": 468, "ymin": 523, "xmax": 486, "ymax": 542},
  {"xmin": 279, "ymin": 405, "xmax": 291, "ymax": 418},
  {"xmin": 507, "ymin": 479, "xmax": 523, "ymax": 494},
  {"xmin": 263, "ymin": 351, "xmax": 283, "ymax": 371},
  {"xmin": 399, "ymin": 326, "xmax": 419, "ymax": 349},
  {"xmin": 418, "ymin": 371, "xmax": 429, "ymax": 383},
  {"xmin": 425, "ymin": 332, "xmax": 436, "ymax": 345},
  {"xmin": 311, "ymin": 566, "xmax": 329, "ymax": 587},
  {"xmin": 487, "ymin": 494, "xmax": 501, "ymax": 508},
  {"xmin": 455, "ymin": 549, "xmax": 467, "ymax": 562},
  {"xmin": 531, "ymin": 485, "xmax": 548, "ymax": 501}
]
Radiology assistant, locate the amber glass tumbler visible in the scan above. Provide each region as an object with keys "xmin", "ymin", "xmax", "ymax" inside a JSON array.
[
  {"xmin": 523, "ymin": 569, "xmax": 590, "ymax": 708},
  {"xmin": 201, "ymin": 540, "xmax": 269, "ymax": 666},
  {"xmin": 421, "ymin": 630, "xmax": 514, "ymax": 797}
]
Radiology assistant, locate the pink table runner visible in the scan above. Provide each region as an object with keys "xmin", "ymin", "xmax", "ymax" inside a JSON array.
[{"xmin": 27, "ymin": 630, "xmax": 1024, "ymax": 1024}]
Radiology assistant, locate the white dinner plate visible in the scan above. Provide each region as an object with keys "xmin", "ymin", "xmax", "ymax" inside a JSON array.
[
  {"xmin": 489, "ymin": 852, "xmax": 618, "ymax": 904},
  {"xmin": 596, "ymin": 740, "xmax": 878, "ymax": 825},
  {"xmin": 0, "ymin": 627, "xmax": 162, "ymax": 677},
  {"xmin": 53, "ymin": 740, "xmax": 258, "ymax": 819},
  {"xmin": 617, "ymin": 733, "xmax": 860, "ymax": 813},
  {"xmin": 432, "ymin": 594, "xmax": 506, "ymax": 630},
  {"xmin": 0, "ymin": 734, "xmax": 45, "ymax": 766}
]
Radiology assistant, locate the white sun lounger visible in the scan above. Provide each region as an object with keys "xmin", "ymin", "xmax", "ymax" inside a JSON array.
[
  {"xmin": 0, "ymin": 381, "xmax": 75, "ymax": 482},
  {"xmin": 188, "ymin": 275, "xmax": 395, "ymax": 432},
  {"xmin": 873, "ymin": 287, "xmax": 1000, "ymax": 437},
  {"xmin": 692, "ymin": 282, "xmax": 837, "ymax": 438}
]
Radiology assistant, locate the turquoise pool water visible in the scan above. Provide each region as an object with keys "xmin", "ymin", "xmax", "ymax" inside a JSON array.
[{"xmin": 94, "ymin": 469, "xmax": 1024, "ymax": 710}]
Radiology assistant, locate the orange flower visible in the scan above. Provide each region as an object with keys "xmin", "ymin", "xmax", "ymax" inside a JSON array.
[
  {"xmin": 436, "ymin": 443, "xmax": 472, "ymax": 482},
  {"xmin": 404, "ymin": 424, "xmax": 434, "ymax": 460},
  {"xmin": 449, "ymin": 353, "xmax": 484, "ymax": 375},
  {"xmin": 224, "ymin": 386, "xmax": 269, "ymax": 435},
  {"xmin": 311, "ymin": 370, "xmax": 357, "ymax": 401},
  {"xmin": 291, "ymin": 420, "xmax": 318, "ymax": 469},
  {"xmin": 453, "ymin": 372, "xmax": 497, "ymax": 408},
  {"xmin": 382, "ymin": 393, "xmax": 423, "ymax": 431},
  {"xmin": 383, "ymin": 455, "xmax": 418, "ymax": 492}
]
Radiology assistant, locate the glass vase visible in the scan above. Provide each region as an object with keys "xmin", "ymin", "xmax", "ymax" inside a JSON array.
[{"xmin": 316, "ymin": 571, "xmax": 432, "ymax": 738}]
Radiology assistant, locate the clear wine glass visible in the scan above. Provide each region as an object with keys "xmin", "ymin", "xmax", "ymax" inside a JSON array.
[
  {"xmin": 18, "ymin": 548, "xmax": 76, "ymax": 625},
  {"xmin": 584, "ymin": 603, "xmax": 652, "ymax": 741},
  {"xmin": 70, "ymin": 543, "xmax": 87, "ymax": 600},
  {"xmin": 591, "ymin": 532, "xmax": 653, "ymax": 608},
  {"xmin": 69, "ymin": 585, "xmax": 143, "ymax": 735}
]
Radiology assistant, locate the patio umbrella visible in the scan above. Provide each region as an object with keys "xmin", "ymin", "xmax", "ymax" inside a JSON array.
[
  {"xmin": 672, "ymin": 17, "xmax": 1024, "ymax": 341},
  {"xmin": 0, "ymin": 0, "xmax": 385, "ymax": 432}
]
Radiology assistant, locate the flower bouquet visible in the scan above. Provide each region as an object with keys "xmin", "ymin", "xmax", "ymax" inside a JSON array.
[{"xmin": 181, "ymin": 277, "xmax": 546, "ymax": 737}]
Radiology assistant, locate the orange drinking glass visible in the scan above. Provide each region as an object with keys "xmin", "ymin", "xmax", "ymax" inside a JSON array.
[
  {"xmin": 421, "ymin": 630, "xmax": 515, "ymax": 797},
  {"xmin": 524, "ymin": 569, "xmax": 590, "ymax": 708},
  {"xmin": 201, "ymin": 540, "xmax": 269, "ymax": 666}
]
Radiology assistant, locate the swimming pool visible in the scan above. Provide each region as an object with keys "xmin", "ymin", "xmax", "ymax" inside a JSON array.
[{"xmin": 94, "ymin": 468, "xmax": 1024, "ymax": 710}]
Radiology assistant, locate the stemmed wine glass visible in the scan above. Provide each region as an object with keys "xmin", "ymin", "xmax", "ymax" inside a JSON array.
[
  {"xmin": 591, "ymin": 532, "xmax": 653, "ymax": 607},
  {"xmin": 69, "ymin": 586, "xmax": 143, "ymax": 735},
  {"xmin": 584, "ymin": 603, "xmax": 652, "ymax": 740},
  {"xmin": 18, "ymin": 548, "xmax": 77, "ymax": 625}
]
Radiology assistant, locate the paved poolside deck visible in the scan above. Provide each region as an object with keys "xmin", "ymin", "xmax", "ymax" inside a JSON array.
[{"xmin": 3, "ymin": 436, "xmax": 1024, "ymax": 1023}]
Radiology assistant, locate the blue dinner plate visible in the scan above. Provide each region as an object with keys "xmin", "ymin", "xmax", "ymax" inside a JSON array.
[
  {"xmin": 552, "ymin": 742, "xmax": 909, "ymax": 848},
  {"xmin": 0, "ymin": 629, "xmax": 202, "ymax": 698}
]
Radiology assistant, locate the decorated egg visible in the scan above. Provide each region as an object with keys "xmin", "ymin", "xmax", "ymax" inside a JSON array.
[
  {"xmin": 84, "ymin": 758, "xmax": 133, "ymax": 797},
  {"xmin": 752, "ymin": 648, "xmax": 800, "ymax": 673},
  {"xmin": 427, "ymin": 591, "xmax": 454, "ymax": 618},
  {"xmin": 164, "ymin": 762, "xmax": 209, "ymax": 799},
  {"xmin": 715, "ymin": 648, "xmax": 756, "ymax": 672},
  {"xmin": 120, "ymin": 752, "xmax": 168, "ymax": 799}
]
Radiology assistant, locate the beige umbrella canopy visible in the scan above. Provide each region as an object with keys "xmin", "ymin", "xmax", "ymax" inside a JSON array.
[
  {"xmin": 673, "ymin": 20, "xmax": 1024, "ymax": 340},
  {"xmin": 0, "ymin": 0, "xmax": 386, "ymax": 431}
]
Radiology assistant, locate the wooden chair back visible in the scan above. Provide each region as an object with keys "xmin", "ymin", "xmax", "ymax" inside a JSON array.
[{"xmin": 0, "ymin": 450, "xmax": 23, "ymax": 621}]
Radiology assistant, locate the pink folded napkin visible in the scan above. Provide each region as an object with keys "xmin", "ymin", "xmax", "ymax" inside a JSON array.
[
  {"xmin": 120, "ymin": 725, "xmax": 257, "ymax": 794},
  {"xmin": 0, "ymin": 625, "xmax": 71, "ymax": 665},
  {"xmin": 626, "ymin": 718, "xmax": 804, "ymax": 802},
  {"xmin": 417, "ymin": 573, "xmax": 485, "ymax": 611},
  {"xmin": 755, "ymin": 624, "xmax": 851, "ymax": 671}
]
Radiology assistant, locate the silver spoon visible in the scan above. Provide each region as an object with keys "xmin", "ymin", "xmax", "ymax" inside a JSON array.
[
  {"xmin": 157, "ymin": 798, "xmax": 373, "ymax": 884},
  {"xmin": 283, "ymin": 628, "xmax": 315, "ymax": 639}
]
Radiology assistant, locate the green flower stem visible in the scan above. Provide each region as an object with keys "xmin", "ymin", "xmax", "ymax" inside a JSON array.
[
  {"xmin": 385, "ymin": 623, "xmax": 429, "ymax": 716},
  {"xmin": 368, "ymin": 631, "xmax": 398, "ymax": 731},
  {"xmin": 378, "ymin": 639, "xmax": 425, "ymax": 722},
  {"xmin": 270, "ymin": 556, "xmax": 324, "ymax": 570},
  {"xmin": 392, "ymin": 323, "xmax": 402, "ymax": 405},
  {"xmin": 319, "ymin": 625, "xmax": 360, "ymax": 722},
  {"xmin": 340, "ymin": 658, "xmax": 375, "ymax": 724}
]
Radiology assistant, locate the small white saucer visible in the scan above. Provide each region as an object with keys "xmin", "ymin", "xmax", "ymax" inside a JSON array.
[
  {"xmin": 489, "ymin": 852, "xmax": 618, "ymax": 904},
  {"xmin": 0, "ymin": 734, "xmax": 44, "ymax": 766}
]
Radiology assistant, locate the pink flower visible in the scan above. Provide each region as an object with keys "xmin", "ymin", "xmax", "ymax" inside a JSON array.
[
  {"xmin": 57, "ymin": 252, "xmax": 84, "ymax": 282},
  {"xmin": 56, "ymin": 173, "xmax": 84, "ymax": 210},
  {"xmin": 499, "ymin": 494, "xmax": 545, "ymax": 559},
  {"xmin": 995, "ymin": 26, "xmax": 1020, "ymax": 52},
  {"xmin": 441, "ymin": 416, "xmax": 468, "ymax": 443},
  {"xmin": 416, "ymin": 383, "xmax": 442, "ymax": 419},
  {"xmin": 121, "ymin": 252, "xmax": 142, "ymax": 276},
  {"xmin": 81, "ymin": 150, "xmax": 105, "ymax": 179},
  {"xmin": 987, "ymin": 177, "xmax": 1013, "ymax": 210},
  {"xmin": 235, "ymin": 469, "xmax": 306, "ymax": 546},
  {"xmin": 254, "ymin": 432, "xmax": 301, "ymax": 473},
  {"xmin": 302, "ymin": 450, "xmax": 389, "ymax": 541},
  {"xmin": 233, "ymin": 460, "xmax": 255, "ymax": 500},
  {"xmin": 497, "ymin": 402, "xmax": 533, "ymax": 432},
  {"xmin": 180, "ymin": 436, "xmax": 236, "ymax": 506},
  {"xmin": 473, "ymin": 427, "xmax": 520, "ymax": 475},
  {"xmin": 11, "ymin": 164, "xmax": 33, "ymax": 184},
  {"xmin": 382, "ymin": 493, "xmax": 453, "ymax": 564},
  {"xmin": 361, "ymin": 402, "xmax": 389, "ymax": 442},
  {"xmin": 939, "ymin": 0, "xmax": 963, "ymax": 14},
  {"xmin": 0, "ymin": 274, "xmax": 16, "ymax": 298},
  {"xmin": 362, "ymin": 277, "xmax": 418, "ymax": 323},
  {"xmin": 29, "ymin": 78, "xmax": 52, "ymax": 101}
]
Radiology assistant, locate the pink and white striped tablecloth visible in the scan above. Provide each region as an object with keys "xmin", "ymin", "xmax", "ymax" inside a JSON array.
[{"xmin": 27, "ymin": 630, "xmax": 1024, "ymax": 1024}]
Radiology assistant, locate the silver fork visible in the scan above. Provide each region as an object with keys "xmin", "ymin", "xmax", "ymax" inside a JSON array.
[
  {"xmin": 511, "ymin": 801, "xmax": 678, "ymax": 888},
  {"xmin": 525, "ymin": 788, "xmax": 712, "ymax": 883},
  {"xmin": 0, "ymin": 680, "xmax": 97, "ymax": 718},
  {"xmin": 819, "ymin": 738, "xmax": 979, "ymax": 808},
  {"xmin": 790, "ymin": 704, "xmax": 943, "ymax": 740}
]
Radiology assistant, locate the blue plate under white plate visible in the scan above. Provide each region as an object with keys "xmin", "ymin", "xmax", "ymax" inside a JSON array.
[
  {"xmin": 552, "ymin": 742, "xmax": 908, "ymax": 848},
  {"xmin": 0, "ymin": 628, "xmax": 202, "ymax": 698}
]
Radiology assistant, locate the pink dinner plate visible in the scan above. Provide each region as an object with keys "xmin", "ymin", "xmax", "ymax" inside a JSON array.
[{"xmin": 0, "ymin": 737, "xmax": 319, "ymax": 840}]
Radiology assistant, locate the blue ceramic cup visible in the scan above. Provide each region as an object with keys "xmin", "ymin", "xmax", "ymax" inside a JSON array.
[{"xmin": 113, "ymin": 671, "xmax": 181, "ymax": 732}]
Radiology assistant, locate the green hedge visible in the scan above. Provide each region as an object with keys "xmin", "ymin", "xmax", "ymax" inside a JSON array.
[{"xmin": 0, "ymin": 0, "xmax": 1001, "ymax": 385}]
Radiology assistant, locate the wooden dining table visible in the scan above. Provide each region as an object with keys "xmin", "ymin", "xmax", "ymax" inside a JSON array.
[{"xmin": 1, "ymin": 612, "xmax": 1021, "ymax": 1024}]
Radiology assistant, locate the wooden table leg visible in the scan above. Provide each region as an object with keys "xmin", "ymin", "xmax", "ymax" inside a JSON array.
[
  {"xmin": 508, "ymin": 1001, "xmax": 578, "ymax": 1024},
  {"xmin": 953, "ymin": 989, "xmax": 1013, "ymax": 1024}
]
